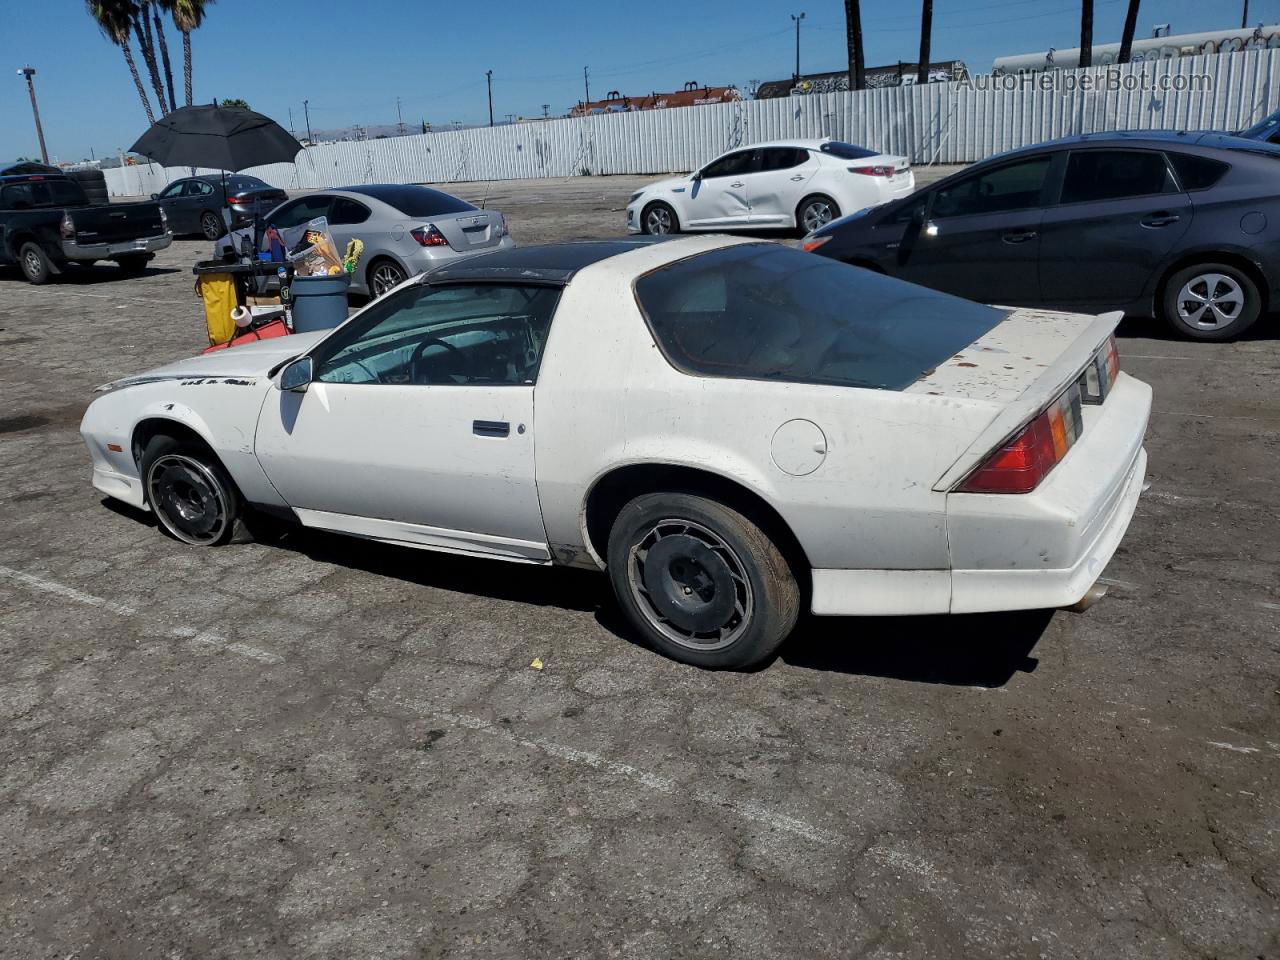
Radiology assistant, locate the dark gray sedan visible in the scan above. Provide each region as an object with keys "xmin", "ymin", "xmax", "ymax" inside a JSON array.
[
  {"xmin": 153, "ymin": 174, "xmax": 286, "ymax": 240},
  {"xmin": 803, "ymin": 132, "xmax": 1280, "ymax": 341}
]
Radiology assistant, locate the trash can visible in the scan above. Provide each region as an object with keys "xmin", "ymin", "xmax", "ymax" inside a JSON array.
[{"xmin": 290, "ymin": 274, "xmax": 350, "ymax": 333}]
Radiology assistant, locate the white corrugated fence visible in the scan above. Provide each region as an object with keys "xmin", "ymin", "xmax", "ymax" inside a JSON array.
[{"xmin": 105, "ymin": 49, "xmax": 1280, "ymax": 197}]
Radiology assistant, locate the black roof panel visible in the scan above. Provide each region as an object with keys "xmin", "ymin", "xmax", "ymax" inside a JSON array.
[{"xmin": 422, "ymin": 238, "xmax": 672, "ymax": 284}]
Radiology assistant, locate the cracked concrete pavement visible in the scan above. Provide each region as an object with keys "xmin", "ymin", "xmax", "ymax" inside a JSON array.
[{"xmin": 0, "ymin": 174, "xmax": 1277, "ymax": 958}]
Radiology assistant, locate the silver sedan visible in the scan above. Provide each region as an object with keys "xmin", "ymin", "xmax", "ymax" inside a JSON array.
[{"xmin": 219, "ymin": 184, "xmax": 515, "ymax": 297}]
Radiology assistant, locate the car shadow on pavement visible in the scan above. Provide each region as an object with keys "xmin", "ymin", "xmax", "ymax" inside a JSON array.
[{"xmin": 777, "ymin": 609, "xmax": 1051, "ymax": 687}]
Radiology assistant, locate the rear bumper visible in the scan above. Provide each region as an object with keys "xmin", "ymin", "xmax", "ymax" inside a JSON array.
[{"xmin": 62, "ymin": 231, "xmax": 172, "ymax": 261}]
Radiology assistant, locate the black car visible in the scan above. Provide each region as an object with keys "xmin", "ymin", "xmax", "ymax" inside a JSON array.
[
  {"xmin": 152, "ymin": 174, "xmax": 286, "ymax": 240},
  {"xmin": 1237, "ymin": 108, "xmax": 1280, "ymax": 144},
  {"xmin": 804, "ymin": 132, "xmax": 1280, "ymax": 340}
]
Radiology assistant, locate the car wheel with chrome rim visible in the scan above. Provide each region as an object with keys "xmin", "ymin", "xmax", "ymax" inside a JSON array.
[
  {"xmin": 1162, "ymin": 262, "xmax": 1261, "ymax": 342},
  {"xmin": 18, "ymin": 242, "xmax": 53, "ymax": 284},
  {"xmin": 369, "ymin": 259, "xmax": 407, "ymax": 298},
  {"xmin": 141, "ymin": 436, "xmax": 242, "ymax": 547},
  {"xmin": 641, "ymin": 202, "xmax": 679, "ymax": 235},
  {"xmin": 798, "ymin": 195, "xmax": 840, "ymax": 233},
  {"xmin": 607, "ymin": 492, "xmax": 800, "ymax": 669}
]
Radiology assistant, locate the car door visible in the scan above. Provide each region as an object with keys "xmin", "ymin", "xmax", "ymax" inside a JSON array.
[
  {"xmin": 894, "ymin": 154, "xmax": 1052, "ymax": 305},
  {"xmin": 254, "ymin": 281, "xmax": 562, "ymax": 561},
  {"xmin": 683, "ymin": 149, "xmax": 757, "ymax": 227},
  {"xmin": 1038, "ymin": 148, "xmax": 1192, "ymax": 308},
  {"xmin": 155, "ymin": 179, "xmax": 191, "ymax": 232},
  {"xmin": 747, "ymin": 147, "xmax": 817, "ymax": 226}
]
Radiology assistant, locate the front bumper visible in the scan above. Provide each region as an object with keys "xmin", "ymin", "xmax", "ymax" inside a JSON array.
[
  {"xmin": 62, "ymin": 231, "xmax": 172, "ymax": 262},
  {"xmin": 625, "ymin": 203, "xmax": 642, "ymax": 234}
]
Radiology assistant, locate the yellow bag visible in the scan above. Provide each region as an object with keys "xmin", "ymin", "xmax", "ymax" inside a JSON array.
[{"xmin": 197, "ymin": 273, "xmax": 238, "ymax": 345}]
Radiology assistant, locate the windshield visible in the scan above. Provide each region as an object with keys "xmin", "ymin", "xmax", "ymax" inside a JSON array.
[
  {"xmin": 635, "ymin": 244, "xmax": 1007, "ymax": 391},
  {"xmin": 1239, "ymin": 108, "xmax": 1280, "ymax": 139}
]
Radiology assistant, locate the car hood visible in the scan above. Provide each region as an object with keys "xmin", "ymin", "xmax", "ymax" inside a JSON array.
[
  {"xmin": 96, "ymin": 331, "xmax": 328, "ymax": 392},
  {"xmin": 638, "ymin": 175, "xmax": 692, "ymax": 196}
]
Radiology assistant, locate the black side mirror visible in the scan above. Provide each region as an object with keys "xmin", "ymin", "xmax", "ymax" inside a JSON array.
[{"xmin": 150, "ymin": 193, "xmax": 159, "ymax": 200}]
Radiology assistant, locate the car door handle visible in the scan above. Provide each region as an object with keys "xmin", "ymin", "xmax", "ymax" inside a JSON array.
[
  {"xmin": 730, "ymin": 181, "xmax": 745, "ymax": 188},
  {"xmin": 789, "ymin": 175, "xmax": 806, "ymax": 181},
  {"xmin": 472, "ymin": 420, "xmax": 510, "ymax": 438},
  {"xmin": 1141, "ymin": 213, "xmax": 1180, "ymax": 228},
  {"xmin": 1001, "ymin": 230, "xmax": 1038, "ymax": 244}
]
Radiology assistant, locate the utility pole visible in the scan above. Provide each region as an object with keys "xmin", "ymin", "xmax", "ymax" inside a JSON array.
[
  {"xmin": 17, "ymin": 66, "xmax": 48, "ymax": 164},
  {"xmin": 486, "ymin": 70, "xmax": 494, "ymax": 127},
  {"xmin": 396, "ymin": 96, "xmax": 406, "ymax": 136},
  {"xmin": 1079, "ymin": 0, "xmax": 1094, "ymax": 68},
  {"xmin": 303, "ymin": 99, "xmax": 313, "ymax": 143},
  {"xmin": 288, "ymin": 106, "xmax": 295, "ymax": 136},
  {"xmin": 542, "ymin": 103, "xmax": 550, "ymax": 118},
  {"xmin": 791, "ymin": 13, "xmax": 805, "ymax": 84},
  {"xmin": 1242, "ymin": 0, "xmax": 1250, "ymax": 28},
  {"xmin": 916, "ymin": 0, "xmax": 933, "ymax": 85},
  {"xmin": 584, "ymin": 66, "xmax": 591, "ymax": 106}
]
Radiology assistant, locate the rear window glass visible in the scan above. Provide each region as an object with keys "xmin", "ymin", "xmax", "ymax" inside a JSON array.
[
  {"xmin": 1059, "ymin": 150, "xmax": 1177, "ymax": 204},
  {"xmin": 349, "ymin": 186, "xmax": 475, "ymax": 217},
  {"xmin": 1168, "ymin": 152, "xmax": 1230, "ymax": 190},
  {"xmin": 635, "ymin": 244, "xmax": 1007, "ymax": 391},
  {"xmin": 820, "ymin": 141, "xmax": 878, "ymax": 160},
  {"xmin": 225, "ymin": 176, "xmax": 269, "ymax": 192},
  {"xmin": 1238, "ymin": 108, "xmax": 1280, "ymax": 140},
  {"xmin": 0, "ymin": 178, "xmax": 87, "ymax": 208}
]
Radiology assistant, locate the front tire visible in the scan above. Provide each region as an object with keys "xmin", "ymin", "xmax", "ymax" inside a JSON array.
[
  {"xmin": 18, "ymin": 242, "xmax": 53, "ymax": 284},
  {"xmin": 641, "ymin": 201, "xmax": 679, "ymax": 235},
  {"xmin": 141, "ymin": 436, "xmax": 242, "ymax": 547},
  {"xmin": 798, "ymin": 195, "xmax": 840, "ymax": 233},
  {"xmin": 1161, "ymin": 262, "xmax": 1261, "ymax": 341},
  {"xmin": 606, "ymin": 493, "xmax": 800, "ymax": 669},
  {"xmin": 201, "ymin": 210, "xmax": 226, "ymax": 241}
]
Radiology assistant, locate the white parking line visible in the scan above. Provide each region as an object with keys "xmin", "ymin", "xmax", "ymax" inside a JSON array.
[
  {"xmin": 435, "ymin": 710, "xmax": 843, "ymax": 846},
  {"xmin": 1, "ymin": 563, "xmax": 841, "ymax": 844},
  {"xmin": 0, "ymin": 564, "xmax": 282, "ymax": 664}
]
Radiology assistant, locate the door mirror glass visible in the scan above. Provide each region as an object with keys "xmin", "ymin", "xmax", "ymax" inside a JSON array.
[
  {"xmin": 150, "ymin": 193, "xmax": 159, "ymax": 200},
  {"xmin": 280, "ymin": 356, "xmax": 314, "ymax": 392}
]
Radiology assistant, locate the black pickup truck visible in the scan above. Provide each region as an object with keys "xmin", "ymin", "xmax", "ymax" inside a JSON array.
[{"xmin": 0, "ymin": 172, "xmax": 172, "ymax": 284}]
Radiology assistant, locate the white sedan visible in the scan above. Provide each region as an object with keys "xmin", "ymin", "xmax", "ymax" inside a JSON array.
[
  {"xmin": 81, "ymin": 236, "xmax": 1150, "ymax": 669},
  {"xmin": 626, "ymin": 139, "xmax": 915, "ymax": 236}
]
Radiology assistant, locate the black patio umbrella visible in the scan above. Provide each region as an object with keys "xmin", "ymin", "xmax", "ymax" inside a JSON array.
[{"xmin": 128, "ymin": 103, "xmax": 302, "ymax": 171}]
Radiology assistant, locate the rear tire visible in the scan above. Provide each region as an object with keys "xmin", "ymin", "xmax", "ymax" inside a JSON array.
[
  {"xmin": 141, "ymin": 436, "xmax": 243, "ymax": 547},
  {"xmin": 641, "ymin": 201, "xmax": 679, "ymax": 235},
  {"xmin": 1161, "ymin": 261, "xmax": 1261, "ymax": 341},
  {"xmin": 797, "ymin": 195, "xmax": 840, "ymax": 233},
  {"xmin": 367, "ymin": 258, "xmax": 407, "ymax": 298},
  {"xmin": 18, "ymin": 242, "xmax": 53, "ymax": 284},
  {"xmin": 201, "ymin": 210, "xmax": 226, "ymax": 240},
  {"xmin": 606, "ymin": 492, "xmax": 800, "ymax": 670}
]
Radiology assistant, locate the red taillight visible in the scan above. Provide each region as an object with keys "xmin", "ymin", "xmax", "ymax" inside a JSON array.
[
  {"xmin": 849, "ymin": 165, "xmax": 895, "ymax": 177},
  {"xmin": 226, "ymin": 194, "xmax": 248, "ymax": 206},
  {"xmin": 957, "ymin": 384, "xmax": 1084, "ymax": 494},
  {"xmin": 1105, "ymin": 334, "xmax": 1120, "ymax": 382},
  {"xmin": 410, "ymin": 225, "xmax": 449, "ymax": 247}
]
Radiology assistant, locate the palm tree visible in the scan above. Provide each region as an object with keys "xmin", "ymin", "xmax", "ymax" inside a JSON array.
[
  {"xmin": 917, "ymin": 0, "xmax": 933, "ymax": 84},
  {"xmin": 1117, "ymin": 0, "xmax": 1141, "ymax": 63},
  {"xmin": 844, "ymin": 0, "xmax": 865, "ymax": 91},
  {"xmin": 86, "ymin": 0, "xmax": 155, "ymax": 124},
  {"xmin": 151, "ymin": 1, "xmax": 177, "ymax": 111},
  {"xmin": 167, "ymin": 0, "xmax": 213, "ymax": 107},
  {"xmin": 134, "ymin": 0, "xmax": 170, "ymax": 114},
  {"xmin": 1079, "ymin": 0, "xmax": 1094, "ymax": 68}
]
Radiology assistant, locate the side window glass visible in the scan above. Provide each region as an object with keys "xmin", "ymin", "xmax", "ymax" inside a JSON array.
[
  {"xmin": 702, "ymin": 151, "xmax": 754, "ymax": 179},
  {"xmin": 195, "ymin": 181, "xmax": 215, "ymax": 196},
  {"xmin": 1167, "ymin": 152, "xmax": 1230, "ymax": 190},
  {"xmin": 932, "ymin": 157, "xmax": 1051, "ymax": 219},
  {"xmin": 313, "ymin": 284, "xmax": 562, "ymax": 387},
  {"xmin": 330, "ymin": 198, "xmax": 371, "ymax": 225},
  {"xmin": 761, "ymin": 147, "xmax": 806, "ymax": 172},
  {"xmin": 159, "ymin": 181, "xmax": 186, "ymax": 199},
  {"xmin": 1059, "ymin": 151, "xmax": 1177, "ymax": 204},
  {"xmin": 272, "ymin": 195, "xmax": 331, "ymax": 228}
]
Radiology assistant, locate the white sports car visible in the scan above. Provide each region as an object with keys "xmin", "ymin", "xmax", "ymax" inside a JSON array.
[
  {"xmin": 625, "ymin": 139, "xmax": 915, "ymax": 236},
  {"xmin": 81, "ymin": 236, "xmax": 1151, "ymax": 669}
]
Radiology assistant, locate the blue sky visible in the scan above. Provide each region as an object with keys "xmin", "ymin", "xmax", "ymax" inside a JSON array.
[{"xmin": 0, "ymin": 0, "xmax": 1270, "ymax": 161}]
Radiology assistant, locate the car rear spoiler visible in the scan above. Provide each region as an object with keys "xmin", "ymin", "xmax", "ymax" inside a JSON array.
[{"xmin": 931, "ymin": 310, "xmax": 1123, "ymax": 493}]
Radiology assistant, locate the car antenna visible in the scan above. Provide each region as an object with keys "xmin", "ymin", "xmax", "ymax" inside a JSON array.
[{"xmin": 479, "ymin": 180, "xmax": 491, "ymax": 209}]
